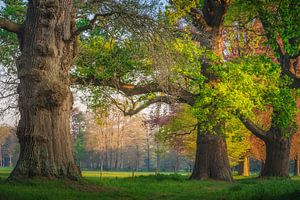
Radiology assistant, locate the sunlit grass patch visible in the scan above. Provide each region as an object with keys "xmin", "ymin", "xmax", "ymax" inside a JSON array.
[{"xmin": 0, "ymin": 167, "xmax": 300, "ymax": 200}]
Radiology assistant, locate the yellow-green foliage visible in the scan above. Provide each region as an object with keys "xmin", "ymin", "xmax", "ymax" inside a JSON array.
[
  {"xmin": 158, "ymin": 106, "xmax": 251, "ymax": 164},
  {"xmin": 165, "ymin": 0, "xmax": 198, "ymax": 25},
  {"xmin": 226, "ymin": 118, "xmax": 251, "ymax": 167}
]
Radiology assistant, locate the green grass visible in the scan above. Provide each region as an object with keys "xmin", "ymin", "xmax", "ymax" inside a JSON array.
[{"xmin": 0, "ymin": 168, "xmax": 300, "ymax": 200}]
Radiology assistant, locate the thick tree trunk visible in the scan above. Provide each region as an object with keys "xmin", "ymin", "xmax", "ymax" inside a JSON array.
[
  {"xmin": 294, "ymin": 155, "xmax": 299, "ymax": 176},
  {"xmin": 260, "ymin": 134, "xmax": 291, "ymax": 177},
  {"xmin": 10, "ymin": 0, "xmax": 80, "ymax": 179},
  {"xmin": 238, "ymin": 156, "xmax": 250, "ymax": 176},
  {"xmin": 190, "ymin": 124, "xmax": 233, "ymax": 182}
]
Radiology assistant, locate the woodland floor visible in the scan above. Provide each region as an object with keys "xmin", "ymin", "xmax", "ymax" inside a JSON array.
[{"xmin": 0, "ymin": 168, "xmax": 300, "ymax": 200}]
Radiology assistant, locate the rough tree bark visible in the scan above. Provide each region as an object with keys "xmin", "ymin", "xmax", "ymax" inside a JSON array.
[
  {"xmin": 189, "ymin": 0, "xmax": 233, "ymax": 182},
  {"xmin": 7, "ymin": 0, "xmax": 81, "ymax": 179},
  {"xmin": 190, "ymin": 124, "xmax": 233, "ymax": 181},
  {"xmin": 240, "ymin": 117, "xmax": 293, "ymax": 177},
  {"xmin": 260, "ymin": 133, "xmax": 291, "ymax": 177}
]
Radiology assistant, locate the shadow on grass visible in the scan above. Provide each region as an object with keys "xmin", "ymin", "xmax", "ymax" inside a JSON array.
[{"xmin": 276, "ymin": 190, "xmax": 300, "ymax": 200}]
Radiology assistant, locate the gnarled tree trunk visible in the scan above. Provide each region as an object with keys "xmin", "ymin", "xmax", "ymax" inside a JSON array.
[
  {"xmin": 9, "ymin": 0, "xmax": 81, "ymax": 179},
  {"xmin": 190, "ymin": 124, "xmax": 233, "ymax": 182},
  {"xmin": 260, "ymin": 134, "xmax": 291, "ymax": 177}
]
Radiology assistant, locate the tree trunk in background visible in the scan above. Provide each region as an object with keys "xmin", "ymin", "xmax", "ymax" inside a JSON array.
[
  {"xmin": 156, "ymin": 142, "xmax": 160, "ymax": 174},
  {"xmin": 10, "ymin": 0, "xmax": 80, "ymax": 179},
  {"xmin": 260, "ymin": 134, "xmax": 291, "ymax": 177},
  {"xmin": 294, "ymin": 155, "xmax": 299, "ymax": 176},
  {"xmin": 146, "ymin": 130, "xmax": 151, "ymax": 171},
  {"xmin": 0, "ymin": 145, "xmax": 2, "ymax": 167},
  {"xmin": 238, "ymin": 156, "xmax": 250, "ymax": 176},
  {"xmin": 260, "ymin": 160, "xmax": 265, "ymax": 176},
  {"xmin": 9, "ymin": 153, "xmax": 12, "ymax": 167},
  {"xmin": 237, "ymin": 163, "xmax": 242, "ymax": 175},
  {"xmin": 190, "ymin": 124, "xmax": 233, "ymax": 182}
]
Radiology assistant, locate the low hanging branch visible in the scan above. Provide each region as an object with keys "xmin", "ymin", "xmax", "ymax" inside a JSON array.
[
  {"xmin": 123, "ymin": 96, "xmax": 176, "ymax": 116},
  {"xmin": 239, "ymin": 115, "xmax": 267, "ymax": 141},
  {"xmin": 0, "ymin": 17, "xmax": 22, "ymax": 34},
  {"xmin": 175, "ymin": 124, "xmax": 198, "ymax": 136},
  {"xmin": 73, "ymin": 76, "xmax": 162, "ymax": 96},
  {"xmin": 73, "ymin": 76, "xmax": 197, "ymax": 105}
]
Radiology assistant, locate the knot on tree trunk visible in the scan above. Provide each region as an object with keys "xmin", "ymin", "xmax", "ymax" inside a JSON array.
[
  {"xmin": 35, "ymin": 81, "xmax": 69, "ymax": 109},
  {"xmin": 34, "ymin": 42, "xmax": 57, "ymax": 57}
]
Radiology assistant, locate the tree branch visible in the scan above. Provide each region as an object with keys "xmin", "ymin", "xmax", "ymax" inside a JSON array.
[
  {"xmin": 189, "ymin": 8, "xmax": 212, "ymax": 32},
  {"xmin": 72, "ymin": 76, "xmax": 196, "ymax": 105},
  {"xmin": 71, "ymin": 12, "xmax": 119, "ymax": 39},
  {"xmin": 73, "ymin": 76, "xmax": 161, "ymax": 96},
  {"xmin": 239, "ymin": 115, "xmax": 267, "ymax": 141},
  {"xmin": 0, "ymin": 17, "xmax": 22, "ymax": 34},
  {"xmin": 123, "ymin": 96, "xmax": 176, "ymax": 116},
  {"xmin": 175, "ymin": 124, "xmax": 198, "ymax": 136}
]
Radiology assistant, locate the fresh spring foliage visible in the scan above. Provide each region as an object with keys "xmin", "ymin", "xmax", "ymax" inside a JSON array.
[
  {"xmin": 76, "ymin": 0, "xmax": 299, "ymax": 139},
  {"xmin": 157, "ymin": 106, "xmax": 251, "ymax": 166},
  {"xmin": 226, "ymin": 0, "xmax": 300, "ymax": 57}
]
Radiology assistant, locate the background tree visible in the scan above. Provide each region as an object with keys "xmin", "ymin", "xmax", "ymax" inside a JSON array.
[
  {"xmin": 71, "ymin": 108, "xmax": 87, "ymax": 167},
  {"xmin": 226, "ymin": 0, "xmax": 300, "ymax": 177},
  {"xmin": 0, "ymin": 125, "xmax": 18, "ymax": 167}
]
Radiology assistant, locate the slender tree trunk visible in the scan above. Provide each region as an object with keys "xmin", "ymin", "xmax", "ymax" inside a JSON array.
[
  {"xmin": 260, "ymin": 160, "xmax": 265, "ymax": 176},
  {"xmin": 0, "ymin": 145, "xmax": 2, "ymax": 167},
  {"xmin": 238, "ymin": 156, "xmax": 250, "ymax": 176},
  {"xmin": 260, "ymin": 134, "xmax": 291, "ymax": 177},
  {"xmin": 190, "ymin": 124, "xmax": 233, "ymax": 181},
  {"xmin": 146, "ymin": 130, "xmax": 151, "ymax": 171},
  {"xmin": 176, "ymin": 154, "xmax": 180, "ymax": 173},
  {"xmin": 9, "ymin": 153, "xmax": 12, "ymax": 167},
  {"xmin": 156, "ymin": 142, "xmax": 160, "ymax": 174},
  {"xmin": 237, "ymin": 163, "xmax": 243, "ymax": 175},
  {"xmin": 10, "ymin": 0, "xmax": 80, "ymax": 179},
  {"xmin": 294, "ymin": 155, "xmax": 299, "ymax": 176}
]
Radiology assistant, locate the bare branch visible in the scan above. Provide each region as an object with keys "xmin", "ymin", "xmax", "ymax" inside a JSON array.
[
  {"xmin": 0, "ymin": 17, "xmax": 22, "ymax": 34},
  {"xmin": 175, "ymin": 124, "xmax": 198, "ymax": 136},
  {"xmin": 71, "ymin": 12, "xmax": 119, "ymax": 39}
]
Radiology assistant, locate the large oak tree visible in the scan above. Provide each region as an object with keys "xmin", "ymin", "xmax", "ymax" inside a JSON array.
[{"xmin": 0, "ymin": 0, "xmax": 157, "ymax": 179}]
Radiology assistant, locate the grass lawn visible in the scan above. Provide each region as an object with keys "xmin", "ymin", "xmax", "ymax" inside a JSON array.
[{"xmin": 0, "ymin": 168, "xmax": 300, "ymax": 200}]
